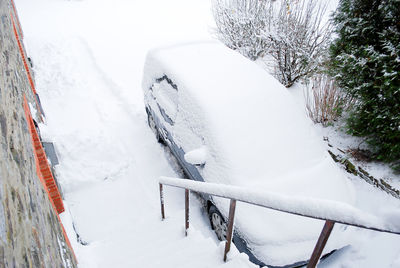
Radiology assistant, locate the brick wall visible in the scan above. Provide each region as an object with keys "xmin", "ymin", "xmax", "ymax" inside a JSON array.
[{"xmin": 0, "ymin": 0, "xmax": 77, "ymax": 267}]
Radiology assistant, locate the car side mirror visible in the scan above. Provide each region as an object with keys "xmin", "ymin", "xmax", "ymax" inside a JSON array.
[{"xmin": 184, "ymin": 146, "xmax": 207, "ymax": 167}]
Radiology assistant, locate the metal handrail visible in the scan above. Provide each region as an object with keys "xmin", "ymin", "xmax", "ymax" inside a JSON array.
[{"xmin": 158, "ymin": 176, "xmax": 400, "ymax": 268}]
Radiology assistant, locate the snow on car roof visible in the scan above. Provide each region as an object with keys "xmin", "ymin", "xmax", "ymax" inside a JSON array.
[
  {"xmin": 143, "ymin": 41, "xmax": 355, "ymax": 266},
  {"xmin": 143, "ymin": 41, "xmax": 351, "ymax": 197}
]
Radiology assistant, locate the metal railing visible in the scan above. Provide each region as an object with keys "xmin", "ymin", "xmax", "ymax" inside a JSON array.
[{"xmin": 158, "ymin": 176, "xmax": 400, "ymax": 268}]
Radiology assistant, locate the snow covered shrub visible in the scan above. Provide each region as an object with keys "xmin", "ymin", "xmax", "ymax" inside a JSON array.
[
  {"xmin": 262, "ymin": 0, "xmax": 332, "ymax": 87},
  {"xmin": 304, "ymin": 74, "xmax": 353, "ymax": 126},
  {"xmin": 213, "ymin": 0, "xmax": 332, "ymax": 88},
  {"xmin": 330, "ymin": 0, "xmax": 400, "ymax": 166},
  {"xmin": 212, "ymin": 0, "xmax": 270, "ymax": 60}
]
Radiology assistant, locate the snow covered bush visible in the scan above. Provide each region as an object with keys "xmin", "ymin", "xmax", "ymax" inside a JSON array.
[
  {"xmin": 213, "ymin": 0, "xmax": 332, "ymax": 88},
  {"xmin": 212, "ymin": 0, "xmax": 270, "ymax": 60},
  {"xmin": 304, "ymin": 74, "xmax": 353, "ymax": 126},
  {"xmin": 330, "ymin": 0, "xmax": 400, "ymax": 169},
  {"xmin": 263, "ymin": 0, "xmax": 332, "ymax": 87}
]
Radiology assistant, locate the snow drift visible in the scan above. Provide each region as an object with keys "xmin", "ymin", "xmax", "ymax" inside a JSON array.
[{"xmin": 143, "ymin": 41, "xmax": 356, "ymax": 266}]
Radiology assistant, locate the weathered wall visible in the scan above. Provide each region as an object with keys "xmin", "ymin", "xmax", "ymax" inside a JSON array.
[{"xmin": 0, "ymin": 0, "xmax": 77, "ymax": 267}]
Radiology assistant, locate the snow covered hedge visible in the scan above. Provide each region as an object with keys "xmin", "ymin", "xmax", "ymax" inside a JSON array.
[{"xmin": 329, "ymin": 0, "xmax": 400, "ymax": 170}]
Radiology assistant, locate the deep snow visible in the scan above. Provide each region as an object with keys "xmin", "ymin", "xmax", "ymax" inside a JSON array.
[
  {"xmin": 143, "ymin": 42, "xmax": 356, "ymax": 265},
  {"xmin": 15, "ymin": 0, "xmax": 400, "ymax": 267}
]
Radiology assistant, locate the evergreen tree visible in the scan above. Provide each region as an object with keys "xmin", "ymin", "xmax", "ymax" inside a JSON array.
[{"xmin": 330, "ymin": 0, "xmax": 400, "ymax": 169}]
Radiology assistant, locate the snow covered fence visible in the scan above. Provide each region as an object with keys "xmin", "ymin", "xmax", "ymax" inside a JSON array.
[
  {"xmin": 160, "ymin": 176, "xmax": 400, "ymax": 234},
  {"xmin": 159, "ymin": 176, "xmax": 400, "ymax": 267}
]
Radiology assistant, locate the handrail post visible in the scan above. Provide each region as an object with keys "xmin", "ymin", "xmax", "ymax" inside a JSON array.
[
  {"xmin": 159, "ymin": 183, "xmax": 165, "ymax": 220},
  {"xmin": 224, "ymin": 199, "xmax": 237, "ymax": 262},
  {"xmin": 185, "ymin": 189, "xmax": 189, "ymax": 236},
  {"xmin": 307, "ymin": 220, "xmax": 335, "ymax": 268}
]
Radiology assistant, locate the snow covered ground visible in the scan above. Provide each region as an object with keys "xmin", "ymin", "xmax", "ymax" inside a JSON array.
[{"xmin": 15, "ymin": 0, "xmax": 400, "ymax": 267}]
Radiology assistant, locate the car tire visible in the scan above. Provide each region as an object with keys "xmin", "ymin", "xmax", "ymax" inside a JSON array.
[
  {"xmin": 209, "ymin": 205, "xmax": 227, "ymax": 241},
  {"xmin": 147, "ymin": 113, "xmax": 163, "ymax": 144}
]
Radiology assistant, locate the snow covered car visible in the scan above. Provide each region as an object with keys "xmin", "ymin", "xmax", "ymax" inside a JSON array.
[{"xmin": 142, "ymin": 41, "xmax": 355, "ymax": 267}]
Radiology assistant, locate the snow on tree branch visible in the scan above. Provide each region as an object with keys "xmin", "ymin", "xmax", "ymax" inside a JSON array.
[{"xmin": 212, "ymin": 0, "xmax": 333, "ymax": 87}]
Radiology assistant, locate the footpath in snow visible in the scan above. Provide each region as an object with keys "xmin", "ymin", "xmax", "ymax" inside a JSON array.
[
  {"xmin": 16, "ymin": 0, "xmax": 400, "ymax": 267},
  {"xmin": 16, "ymin": 0, "xmax": 257, "ymax": 267}
]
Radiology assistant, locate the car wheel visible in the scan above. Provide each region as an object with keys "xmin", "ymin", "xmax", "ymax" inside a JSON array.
[
  {"xmin": 147, "ymin": 113, "xmax": 163, "ymax": 143},
  {"xmin": 209, "ymin": 205, "xmax": 227, "ymax": 241}
]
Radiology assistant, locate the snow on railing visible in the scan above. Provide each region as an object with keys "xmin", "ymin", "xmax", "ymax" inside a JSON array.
[
  {"xmin": 159, "ymin": 176, "xmax": 400, "ymax": 268},
  {"xmin": 159, "ymin": 177, "xmax": 400, "ymax": 234}
]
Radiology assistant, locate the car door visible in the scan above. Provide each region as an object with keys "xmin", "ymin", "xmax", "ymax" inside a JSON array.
[{"xmin": 150, "ymin": 76, "xmax": 206, "ymax": 184}]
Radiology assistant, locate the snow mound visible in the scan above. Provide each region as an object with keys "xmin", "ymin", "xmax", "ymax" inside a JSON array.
[
  {"xmin": 143, "ymin": 41, "xmax": 354, "ymax": 201},
  {"xmin": 184, "ymin": 146, "xmax": 208, "ymax": 165},
  {"xmin": 143, "ymin": 41, "xmax": 356, "ymax": 266}
]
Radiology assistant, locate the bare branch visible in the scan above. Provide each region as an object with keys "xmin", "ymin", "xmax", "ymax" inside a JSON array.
[{"xmin": 304, "ymin": 74, "xmax": 354, "ymax": 126}]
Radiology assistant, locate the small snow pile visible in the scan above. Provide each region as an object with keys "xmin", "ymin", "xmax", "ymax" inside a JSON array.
[{"xmin": 184, "ymin": 146, "xmax": 208, "ymax": 165}]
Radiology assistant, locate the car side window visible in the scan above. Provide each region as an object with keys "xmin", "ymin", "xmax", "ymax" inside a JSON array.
[{"xmin": 151, "ymin": 76, "xmax": 178, "ymax": 125}]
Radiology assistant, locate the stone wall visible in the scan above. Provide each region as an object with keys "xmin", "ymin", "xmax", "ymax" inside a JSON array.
[{"xmin": 0, "ymin": 0, "xmax": 77, "ymax": 267}]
